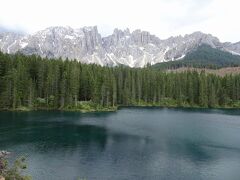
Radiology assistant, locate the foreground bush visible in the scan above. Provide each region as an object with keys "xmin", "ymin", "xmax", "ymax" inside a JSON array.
[{"xmin": 0, "ymin": 151, "xmax": 31, "ymax": 180}]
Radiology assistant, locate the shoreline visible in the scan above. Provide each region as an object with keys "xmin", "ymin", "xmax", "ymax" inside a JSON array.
[
  {"xmin": 0, "ymin": 106, "xmax": 118, "ymax": 113},
  {"xmin": 0, "ymin": 104, "xmax": 239, "ymax": 112}
]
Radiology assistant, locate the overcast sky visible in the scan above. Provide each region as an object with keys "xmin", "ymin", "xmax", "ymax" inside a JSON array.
[{"xmin": 0, "ymin": 0, "xmax": 240, "ymax": 42}]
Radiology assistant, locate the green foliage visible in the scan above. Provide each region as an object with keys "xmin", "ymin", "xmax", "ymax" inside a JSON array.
[
  {"xmin": 232, "ymin": 101, "xmax": 240, "ymax": 108},
  {"xmin": 0, "ymin": 51, "xmax": 240, "ymax": 110},
  {"xmin": 0, "ymin": 152, "xmax": 31, "ymax": 180},
  {"xmin": 64, "ymin": 101, "xmax": 117, "ymax": 112},
  {"xmin": 35, "ymin": 97, "xmax": 47, "ymax": 107}
]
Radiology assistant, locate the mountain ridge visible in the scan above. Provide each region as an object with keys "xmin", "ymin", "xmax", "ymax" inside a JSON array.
[
  {"xmin": 152, "ymin": 44, "xmax": 240, "ymax": 70},
  {"xmin": 0, "ymin": 26, "xmax": 240, "ymax": 67}
]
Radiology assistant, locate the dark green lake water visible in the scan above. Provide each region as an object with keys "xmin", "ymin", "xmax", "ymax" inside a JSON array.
[{"xmin": 0, "ymin": 107, "xmax": 240, "ymax": 180}]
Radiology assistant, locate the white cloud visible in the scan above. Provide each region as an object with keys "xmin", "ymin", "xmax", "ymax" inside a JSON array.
[{"xmin": 0, "ymin": 0, "xmax": 240, "ymax": 42}]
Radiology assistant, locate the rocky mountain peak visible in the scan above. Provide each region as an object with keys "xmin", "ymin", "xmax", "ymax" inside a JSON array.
[
  {"xmin": 185, "ymin": 31, "xmax": 221, "ymax": 48},
  {"xmin": 0, "ymin": 26, "xmax": 240, "ymax": 67}
]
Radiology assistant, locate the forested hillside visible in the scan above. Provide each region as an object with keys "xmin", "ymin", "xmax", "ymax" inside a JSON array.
[
  {"xmin": 0, "ymin": 51, "xmax": 240, "ymax": 111},
  {"xmin": 152, "ymin": 45, "xmax": 240, "ymax": 70},
  {"xmin": 167, "ymin": 67, "xmax": 240, "ymax": 77}
]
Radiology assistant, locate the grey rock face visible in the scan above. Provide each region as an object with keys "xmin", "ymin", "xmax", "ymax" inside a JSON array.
[
  {"xmin": 0, "ymin": 32, "xmax": 26, "ymax": 53},
  {"xmin": 162, "ymin": 31, "xmax": 222, "ymax": 60},
  {"xmin": 0, "ymin": 26, "xmax": 240, "ymax": 67},
  {"xmin": 222, "ymin": 42, "xmax": 240, "ymax": 55}
]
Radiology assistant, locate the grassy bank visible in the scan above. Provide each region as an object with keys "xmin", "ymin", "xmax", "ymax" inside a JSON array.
[{"xmin": 0, "ymin": 101, "xmax": 118, "ymax": 113}]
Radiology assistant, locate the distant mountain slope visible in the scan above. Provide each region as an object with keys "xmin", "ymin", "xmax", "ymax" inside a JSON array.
[
  {"xmin": 152, "ymin": 45, "xmax": 240, "ymax": 69},
  {"xmin": 1, "ymin": 26, "xmax": 240, "ymax": 67}
]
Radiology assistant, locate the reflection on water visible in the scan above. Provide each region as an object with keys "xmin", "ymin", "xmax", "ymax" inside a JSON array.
[{"xmin": 0, "ymin": 108, "xmax": 240, "ymax": 180}]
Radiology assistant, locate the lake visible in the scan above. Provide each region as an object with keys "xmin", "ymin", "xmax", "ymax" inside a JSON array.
[{"xmin": 0, "ymin": 107, "xmax": 240, "ymax": 180}]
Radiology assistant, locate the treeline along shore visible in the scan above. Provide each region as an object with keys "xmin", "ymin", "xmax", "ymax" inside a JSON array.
[{"xmin": 0, "ymin": 51, "xmax": 240, "ymax": 112}]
